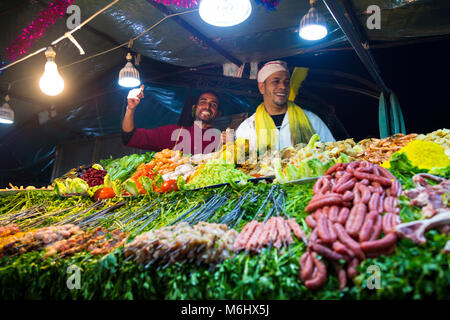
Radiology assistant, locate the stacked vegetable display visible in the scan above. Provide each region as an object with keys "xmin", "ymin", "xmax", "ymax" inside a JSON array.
[
  {"xmin": 274, "ymin": 134, "xmax": 352, "ymax": 183},
  {"xmin": 101, "ymin": 152, "xmax": 155, "ymax": 182},
  {"xmin": 0, "ymin": 129, "xmax": 449, "ymax": 300},
  {"xmin": 184, "ymin": 159, "xmax": 252, "ymax": 190}
]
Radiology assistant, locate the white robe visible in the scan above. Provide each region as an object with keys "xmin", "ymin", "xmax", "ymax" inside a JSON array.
[{"xmin": 235, "ymin": 109, "xmax": 335, "ymax": 151}]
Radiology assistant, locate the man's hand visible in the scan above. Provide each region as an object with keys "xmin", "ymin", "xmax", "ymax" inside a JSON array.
[{"xmin": 127, "ymin": 85, "xmax": 145, "ymax": 110}]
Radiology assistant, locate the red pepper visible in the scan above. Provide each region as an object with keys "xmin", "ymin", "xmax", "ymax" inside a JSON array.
[
  {"xmin": 161, "ymin": 179, "xmax": 179, "ymax": 193},
  {"xmin": 93, "ymin": 187, "xmax": 115, "ymax": 201}
]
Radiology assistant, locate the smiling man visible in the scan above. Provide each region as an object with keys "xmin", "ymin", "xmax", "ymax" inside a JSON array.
[
  {"xmin": 122, "ymin": 85, "xmax": 223, "ymax": 155},
  {"xmin": 235, "ymin": 61, "xmax": 335, "ymax": 153}
]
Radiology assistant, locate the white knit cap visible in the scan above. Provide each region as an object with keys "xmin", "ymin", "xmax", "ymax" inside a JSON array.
[{"xmin": 257, "ymin": 60, "xmax": 290, "ymax": 83}]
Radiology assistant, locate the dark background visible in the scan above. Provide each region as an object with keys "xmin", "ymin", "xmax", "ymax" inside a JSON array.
[{"xmin": 286, "ymin": 37, "xmax": 450, "ymax": 141}]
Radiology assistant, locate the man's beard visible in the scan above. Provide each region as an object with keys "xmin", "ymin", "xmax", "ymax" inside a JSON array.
[
  {"xmin": 269, "ymin": 89, "xmax": 288, "ymax": 107},
  {"xmin": 272, "ymin": 97, "xmax": 288, "ymax": 107}
]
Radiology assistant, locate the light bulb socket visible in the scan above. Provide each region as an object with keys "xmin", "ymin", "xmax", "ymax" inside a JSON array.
[
  {"xmin": 299, "ymin": 5, "xmax": 328, "ymax": 40},
  {"xmin": 300, "ymin": 7, "xmax": 326, "ymax": 29}
]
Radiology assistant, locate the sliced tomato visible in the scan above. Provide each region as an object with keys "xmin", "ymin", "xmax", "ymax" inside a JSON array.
[
  {"xmin": 161, "ymin": 179, "xmax": 178, "ymax": 193},
  {"xmin": 134, "ymin": 163, "xmax": 149, "ymax": 177},
  {"xmin": 132, "ymin": 178, "xmax": 146, "ymax": 194},
  {"xmin": 145, "ymin": 164, "xmax": 153, "ymax": 173},
  {"xmin": 93, "ymin": 187, "xmax": 116, "ymax": 201},
  {"xmin": 136, "ymin": 163, "xmax": 146, "ymax": 171}
]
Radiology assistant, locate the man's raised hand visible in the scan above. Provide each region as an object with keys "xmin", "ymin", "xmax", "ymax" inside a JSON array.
[{"xmin": 127, "ymin": 85, "xmax": 145, "ymax": 110}]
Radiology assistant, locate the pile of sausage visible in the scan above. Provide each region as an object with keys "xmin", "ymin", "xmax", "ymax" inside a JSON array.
[
  {"xmin": 233, "ymin": 217, "xmax": 306, "ymax": 253},
  {"xmin": 299, "ymin": 161, "xmax": 402, "ymax": 290}
]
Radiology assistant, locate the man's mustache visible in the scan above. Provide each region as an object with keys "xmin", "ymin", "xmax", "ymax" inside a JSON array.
[{"xmin": 197, "ymin": 108, "xmax": 213, "ymax": 114}]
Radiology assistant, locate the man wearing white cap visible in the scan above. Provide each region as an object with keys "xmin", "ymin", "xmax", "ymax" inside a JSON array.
[{"xmin": 235, "ymin": 61, "xmax": 335, "ymax": 153}]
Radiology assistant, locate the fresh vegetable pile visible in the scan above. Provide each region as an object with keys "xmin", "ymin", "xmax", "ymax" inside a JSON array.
[
  {"xmin": 101, "ymin": 152, "xmax": 155, "ymax": 182},
  {"xmin": 0, "ymin": 129, "xmax": 449, "ymax": 300},
  {"xmin": 382, "ymin": 140, "xmax": 449, "ymax": 171},
  {"xmin": 81, "ymin": 167, "xmax": 107, "ymax": 187},
  {"xmin": 416, "ymin": 128, "xmax": 450, "ymax": 157},
  {"xmin": 185, "ymin": 159, "xmax": 252, "ymax": 190},
  {"xmin": 274, "ymin": 134, "xmax": 350, "ymax": 183},
  {"xmin": 0, "ymin": 181, "xmax": 448, "ymax": 299},
  {"xmin": 128, "ymin": 162, "xmax": 159, "ymax": 194}
]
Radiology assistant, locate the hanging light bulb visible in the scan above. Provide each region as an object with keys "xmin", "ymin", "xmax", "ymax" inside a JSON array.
[
  {"xmin": 118, "ymin": 53, "xmax": 141, "ymax": 88},
  {"xmin": 199, "ymin": 0, "xmax": 252, "ymax": 27},
  {"xmin": 0, "ymin": 95, "xmax": 14, "ymax": 124},
  {"xmin": 299, "ymin": 0, "xmax": 328, "ymax": 41},
  {"xmin": 39, "ymin": 47, "xmax": 65, "ymax": 96}
]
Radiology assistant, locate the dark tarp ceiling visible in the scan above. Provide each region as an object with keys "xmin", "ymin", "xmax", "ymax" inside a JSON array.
[{"xmin": 0, "ymin": 0, "xmax": 450, "ymax": 187}]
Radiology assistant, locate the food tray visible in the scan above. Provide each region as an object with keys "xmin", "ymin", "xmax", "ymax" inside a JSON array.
[
  {"xmin": 188, "ymin": 175, "xmax": 275, "ymax": 191},
  {"xmin": 0, "ymin": 189, "xmax": 54, "ymax": 196},
  {"xmin": 284, "ymin": 176, "xmax": 321, "ymax": 185}
]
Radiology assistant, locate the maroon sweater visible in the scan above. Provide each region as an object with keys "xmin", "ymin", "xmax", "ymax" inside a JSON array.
[{"xmin": 122, "ymin": 124, "xmax": 222, "ymax": 155}]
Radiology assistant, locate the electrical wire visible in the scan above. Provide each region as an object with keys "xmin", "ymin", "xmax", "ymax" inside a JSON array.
[
  {"xmin": 60, "ymin": 9, "xmax": 198, "ymax": 70},
  {"xmin": 0, "ymin": 5, "xmax": 198, "ymax": 73},
  {"xmin": 51, "ymin": 0, "xmax": 120, "ymax": 46},
  {"xmin": 0, "ymin": 0, "xmax": 120, "ymax": 72},
  {"xmin": 0, "ymin": 47, "xmax": 47, "ymax": 72}
]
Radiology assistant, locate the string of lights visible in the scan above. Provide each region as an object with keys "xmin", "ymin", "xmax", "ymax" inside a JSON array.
[{"xmin": 0, "ymin": 0, "xmax": 328, "ymax": 125}]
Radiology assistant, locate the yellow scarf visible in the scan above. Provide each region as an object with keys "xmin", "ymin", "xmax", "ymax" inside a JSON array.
[
  {"xmin": 255, "ymin": 101, "xmax": 315, "ymax": 152},
  {"xmin": 289, "ymin": 67, "xmax": 308, "ymax": 101}
]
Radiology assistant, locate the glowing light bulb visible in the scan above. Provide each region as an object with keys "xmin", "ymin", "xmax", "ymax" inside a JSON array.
[
  {"xmin": 0, "ymin": 95, "xmax": 14, "ymax": 124},
  {"xmin": 199, "ymin": 0, "xmax": 252, "ymax": 27},
  {"xmin": 299, "ymin": 24, "xmax": 328, "ymax": 40},
  {"xmin": 39, "ymin": 47, "xmax": 64, "ymax": 96}
]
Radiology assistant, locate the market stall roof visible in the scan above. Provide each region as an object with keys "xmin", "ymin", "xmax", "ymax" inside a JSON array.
[
  {"xmin": 0, "ymin": 0, "xmax": 449, "ymax": 187},
  {"xmin": 2, "ymin": 0, "xmax": 450, "ymax": 105}
]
